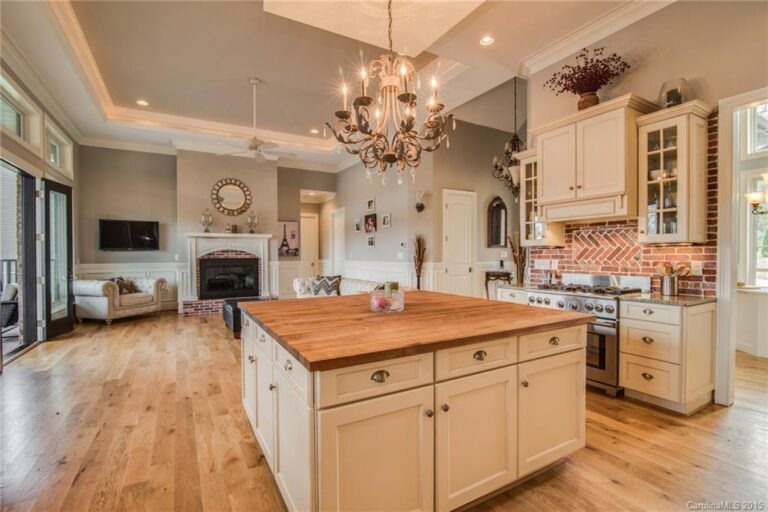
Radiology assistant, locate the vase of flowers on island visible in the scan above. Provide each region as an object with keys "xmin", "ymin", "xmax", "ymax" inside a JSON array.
[{"xmin": 544, "ymin": 47, "xmax": 631, "ymax": 111}]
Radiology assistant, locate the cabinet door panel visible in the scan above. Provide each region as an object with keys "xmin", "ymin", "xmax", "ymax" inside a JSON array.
[
  {"xmin": 255, "ymin": 348, "xmax": 276, "ymax": 470},
  {"xmin": 538, "ymin": 124, "xmax": 576, "ymax": 204},
  {"xmin": 518, "ymin": 349, "xmax": 586, "ymax": 476},
  {"xmin": 274, "ymin": 371, "xmax": 314, "ymax": 512},
  {"xmin": 576, "ymin": 109, "xmax": 626, "ymax": 199},
  {"xmin": 435, "ymin": 366, "xmax": 517, "ymax": 512},
  {"xmin": 318, "ymin": 386, "xmax": 434, "ymax": 512},
  {"xmin": 242, "ymin": 338, "xmax": 257, "ymax": 427}
]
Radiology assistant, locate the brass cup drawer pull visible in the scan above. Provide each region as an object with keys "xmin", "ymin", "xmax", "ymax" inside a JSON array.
[
  {"xmin": 643, "ymin": 308, "xmax": 655, "ymax": 316},
  {"xmin": 473, "ymin": 350, "xmax": 487, "ymax": 361},
  {"xmin": 549, "ymin": 336, "xmax": 560, "ymax": 346},
  {"xmin": 284, "ymin": 360, "xmax": 293, "ymax": 371},
  {"xmin": 370, "ymin": 369, "xmax": 391, "ymax": 384},
  {"xmin": 641, "ymin": 336, "xmax": 655, "ymax": 344},
  {"xmin": 641, "ymin": 372, "xmax": 654, "ymax": 381}
]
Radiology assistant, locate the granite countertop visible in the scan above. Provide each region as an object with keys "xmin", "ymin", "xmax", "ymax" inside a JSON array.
[{"xmin": 612, "ymin": 293, "xmax": 716, "ymax": 307}]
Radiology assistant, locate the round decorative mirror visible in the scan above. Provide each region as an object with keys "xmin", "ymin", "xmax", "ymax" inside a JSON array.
[{"xmin": 211, "ymin": 178, "xmax": 252, "ymax": 216}]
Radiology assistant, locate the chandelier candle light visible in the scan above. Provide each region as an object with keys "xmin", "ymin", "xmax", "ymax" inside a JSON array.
[
  {"xmin": 491, "ymin": 79, "xmax": 523, "ymax": 199},
  {"xmin": 746, "ymin": 172, "xmax": 768, "ymax": 215},
  {"xmin": 326, "ymin": 0, "xmax": 455, "ymax": 185}
]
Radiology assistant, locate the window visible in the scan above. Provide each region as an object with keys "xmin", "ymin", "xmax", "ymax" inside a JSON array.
[
  {"xmin": 43, "ymin": 118, "xmax": 73, "ymax": 179},
  {"xmin": 746, "ymin": 172, "xmax": 768, "ymax": 286},
  {"xmin": 0, "ymin": 95, "xmax": 22, "ymax": 137},
  {"xmin": 741, "ymin": 103, "xmax": 768, "ymax": 160},
  {"xmin": 48, "ymin": 138, "xmax": 60, "ymax": 167}
]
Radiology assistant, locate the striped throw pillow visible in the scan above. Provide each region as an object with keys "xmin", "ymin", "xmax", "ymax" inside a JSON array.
[{"xmin": 313, "ymin": 275, "xmax": 341, "ymax": 296}]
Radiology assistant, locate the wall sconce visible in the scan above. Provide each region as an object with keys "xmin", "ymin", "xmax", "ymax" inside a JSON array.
[
  {"xmin": 746, "ymin": 172, "xmax": 768, "ymax": 215},
  {"xmin": 415, "ymin": 191, "xmax": 426, "ymax": 213}
]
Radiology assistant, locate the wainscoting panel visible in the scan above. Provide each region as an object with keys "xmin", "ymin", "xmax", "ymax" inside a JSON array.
[
  {"xmin": 75, "ymin": 263, "xmax": 184, "ymax": 311},
  {"xmin": 274, "ymin": 260, "xmax": 302, "ymax": 299}
]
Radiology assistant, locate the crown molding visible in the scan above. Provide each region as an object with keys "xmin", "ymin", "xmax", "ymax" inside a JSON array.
[
  {"xmin": 80, "ymin": 137, "xmax": 177, "ymax": 156},
  {"xmin": 0, "ymin": 29, "xmax": 83, "ymax": 141},
  {"xmin": 519, "ymin": 0, "xmax": 676, "ymax": 77},
  {"xmin": 530, "ymin": 93, "xmax": 658, "ymax": 135}
]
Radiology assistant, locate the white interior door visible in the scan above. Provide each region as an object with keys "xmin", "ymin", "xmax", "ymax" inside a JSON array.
[
  {"xmin": 330, "ymin": 208, "xmax": 345, "ymax": 276},
  {"xmin": 443, "ymin": 190, "xmax": 476, "ymax": 296},
  {"xmin": 300, "ymin": 213, "xmax": 319, "ymax": 278}
]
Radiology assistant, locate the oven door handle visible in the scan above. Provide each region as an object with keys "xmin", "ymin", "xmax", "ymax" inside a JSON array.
[{"xmin": 588, "ymin": 321, "xmax": 617, "ymax": 336}]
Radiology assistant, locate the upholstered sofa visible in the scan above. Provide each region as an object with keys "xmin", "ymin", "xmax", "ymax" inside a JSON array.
[
  {"xmin": 74, "ymin": 278, "xmax": 167, "ymax": 324},
  {"xmin": 292, "ymin": 277, "xmax": 380, "ymax": 298}
]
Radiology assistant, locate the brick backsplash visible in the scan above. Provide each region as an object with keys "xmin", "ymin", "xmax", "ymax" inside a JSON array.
[{"xmin": 528, "ymin": 111, "xmax": 718, "ymax": 298}]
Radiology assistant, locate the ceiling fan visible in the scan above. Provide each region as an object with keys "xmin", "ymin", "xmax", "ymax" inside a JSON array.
[{"xmin": 218, "ymin": 77, "xmax": 297, "ymax": 161}]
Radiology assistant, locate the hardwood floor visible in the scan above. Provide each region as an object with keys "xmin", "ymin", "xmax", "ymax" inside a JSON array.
[{"xmin": 1, "ymin": 313, "xmax": 766, "ymax": 511}]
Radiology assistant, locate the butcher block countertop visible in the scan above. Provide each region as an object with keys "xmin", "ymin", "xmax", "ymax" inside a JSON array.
[{"xmin": 239, "ymin": 291, "xmax": 593, "ymax": 371}]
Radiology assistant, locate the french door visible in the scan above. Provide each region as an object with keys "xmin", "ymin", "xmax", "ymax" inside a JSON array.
[{"xmin": 43, "ymin": 178, "xmax": 74, "ymax": 338}]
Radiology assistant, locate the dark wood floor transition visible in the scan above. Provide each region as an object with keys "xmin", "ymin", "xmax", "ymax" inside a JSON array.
[{"xmin": 1, "ymin": 313, "xmax": 766, "ymax": 511}]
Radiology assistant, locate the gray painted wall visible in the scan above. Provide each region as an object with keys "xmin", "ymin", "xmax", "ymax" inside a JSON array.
[
  {"xmin": 176, "ymin": 150, "xmax": 278, "ymax": 262},
  {"xmin": 528, "ymin": 1, "xmax": 768, "ymax": 129},
  {"xmin": 77, "ymin": 146, "xmax": 177, "ymax": 264}
]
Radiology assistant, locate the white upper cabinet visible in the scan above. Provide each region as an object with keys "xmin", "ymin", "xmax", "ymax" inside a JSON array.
[
  {"xmin": 636, "ymin": 101, "xmax": 712, "ymax": 244},
  {"xmin": 534, "ymin": 94, "xmax": 657, "ymax": 223},
  {"xmin": 518, "ymin": 149, "xmax": 565, "ymax": 247}
]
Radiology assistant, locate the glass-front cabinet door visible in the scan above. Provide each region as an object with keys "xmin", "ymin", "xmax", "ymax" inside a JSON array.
[
  {"xmin": 518, "ymin": 151, "xmax": 565, "ymax": 248},
  {"xmin": 638, "ymin": 102, "xmax": 711, "ymax": 245}
]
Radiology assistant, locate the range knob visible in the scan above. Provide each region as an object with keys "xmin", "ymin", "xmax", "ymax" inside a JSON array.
[
  {"xmin": 594, "ymin": 304, "xmax": 605, "ymax": 313},
  {"xmin": 605, "ymin": 304, "xmax": 615, "ymax": 314},
  {"xmin": 528, "ymin": 296, "xmax": 536, "ymax": 304},
  {"xmin": 584, "ymin": 303, "xmax": 594, "ymax": 312},
  {"xmin": 556, "ymin": 300, "xmax": 565, "ymax": 309},
  {"xmin": 536, "ymin": 297, "xmax": 543, "ymax": 304},
  {"xmin": 569, "ymin": 302, "xmax": 578, "ymax": 311},
  {"xmin": 543, "ymin": 297, "xmax": 551, "ymax": 305}
]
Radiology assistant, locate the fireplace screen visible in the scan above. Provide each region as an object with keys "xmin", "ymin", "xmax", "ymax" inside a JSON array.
[{"xmin": 198, "ymin": 258, "xmax": 260, "ymax": 300}]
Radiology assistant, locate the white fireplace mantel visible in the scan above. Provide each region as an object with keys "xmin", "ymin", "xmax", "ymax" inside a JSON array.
[{"xmin": 180, "ymin": 232, "xmax": 273, "ymax": 307}]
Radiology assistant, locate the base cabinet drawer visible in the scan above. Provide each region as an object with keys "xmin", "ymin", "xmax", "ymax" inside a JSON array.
[
  {"xmin": 317, "ymin": 386, "xmax": 435, "ymax": 512},
  {"xmin": 435, "ymin": 366, "xmax": 517, "ymax": 512},
  {"xmin": 497, "ymin": 288, "xmax": 528, "ymax": 304},
  {"xmin": 620, "ymin": 353, "xmax": 682, "ymax": 402},
  {"xmin": 435, "ymin": 337, "xmax": 517, "ymax": 381},
  {"xmin": 620, "ymin": 301, "xmax": 681, "ymax": 325},
  {"xmin": 518, "ymin": 326, "xmax": 586, "ymax": 362},
  {"xmin": 315, "ymin": 353, "xmax": 433, "ymax": 408},
  {"xmin": 276, "ymin": 344, "xmax": 312, "ymax": 405},
  {"xmin": 518, "ymin": 349, "xmax": 586, "ymax": 477},
  {"xmin": 620, "ymin": 319, "xmax": 681, "ymax": 364},
  {"xmin": 253, "ymin": 325, "xmax": 275, "ymax": 360}
]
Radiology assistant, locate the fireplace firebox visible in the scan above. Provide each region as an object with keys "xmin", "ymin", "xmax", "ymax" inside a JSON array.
[{"xmin": 198, "ymin": 258, "xmax": 260, "ymax": 300}]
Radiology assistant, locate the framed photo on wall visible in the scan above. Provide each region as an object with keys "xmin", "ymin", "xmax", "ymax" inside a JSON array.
[
  {"xmin": 277, "ymin": 220, "xmax": 300, "ymax": 256},
  {"xmin": 382, "ymin": 213, "xmax": 392, "ymax": 228},
  {"xmin": 366, "ymin": 197, "xmax": 375, "ymax": 212},
  {"xmin": 364, "ymin": 213, "xmax": 377, "ymax": 233},
  {"xmin": 354, "ymin": 218, "xmax": 362, "ymax": 233},
  {"xmin": 367, "ymin": 235, "xmax": 375, "ymax": 247}
]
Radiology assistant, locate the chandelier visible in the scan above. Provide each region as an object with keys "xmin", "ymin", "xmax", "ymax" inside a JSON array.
[
  {"xmin": 326, "ymin": 0, "xmax": 454, "ymax": 184},
  {"xmin": 491, "ymin": 78, "xmax": 523, "ymax": 200}
]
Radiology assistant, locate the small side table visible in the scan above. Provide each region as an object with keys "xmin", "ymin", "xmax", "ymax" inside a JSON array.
[{"xmin": 485, "ymin": 271, "xmax": 512, "ymax": 299}]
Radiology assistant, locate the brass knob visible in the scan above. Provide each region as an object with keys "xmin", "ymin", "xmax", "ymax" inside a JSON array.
[
  {"xmin": 425, "ymin": 409, "xmax": 434, "ymax": 418},
  {"xmin": 259, "ymin": 334, "xmax": 266, "ymax": 343},
  {"xmin": 576, "ymin": 185, "xmax": 582, "ymax": 189},
  {"xmin": 569, "ymin": 186, "xmax": 575, "ymax": 191},
  {"xmin": 522, "ymin": 380, "xmax": 529, "ymax": 388},
  {"xmin": 473, "ymin": 350, "xmax": 487, "ymax": 361},
  {"xmin": 642, "ymin": 336, "xmax": 655, "ymax": 344},
  {"xmin": 549, "ymin": 336, "xmax": 560, "ymax": 346},
  {"xmin": 370, "ymin": 369, "xmax": 390, "ymax": 383},
  {"xmin": 269, "ymin": 383, "xmax": 277, "ymax": 390},
  {"xmin": 441, "ymin": 403, "xmax": 450, "ymax": 412},
  {"xmin": 247, "ymin": 355, "xmax": 255, "ymax": 363},
  {"xmin": 284, "ymin": 360, "xmax": 293, "ymax": 371},
  {"xmin": 641, "ymin": 372, "xmax": 654, "ymax": 381}
]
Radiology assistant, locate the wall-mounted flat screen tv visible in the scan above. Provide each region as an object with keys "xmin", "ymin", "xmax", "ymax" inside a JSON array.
[{"xmin": 99, "ymin": 219, "xmax": 159, "ymax": 251}]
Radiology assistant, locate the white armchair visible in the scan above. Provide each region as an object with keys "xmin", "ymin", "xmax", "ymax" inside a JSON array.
[{"xmin": 74, "ymin": 278, "xmax": 167, "ymax": 324}]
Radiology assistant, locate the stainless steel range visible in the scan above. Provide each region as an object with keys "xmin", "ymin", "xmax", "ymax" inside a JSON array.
[{"xmin": 524, "ymin": 273, "xmax": 651, "ymax": 396}]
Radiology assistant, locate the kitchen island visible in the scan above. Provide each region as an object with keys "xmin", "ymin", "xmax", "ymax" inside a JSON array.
[{"xmin": 239, "ymin": 291, "xmax": 592, "ymax": 512}]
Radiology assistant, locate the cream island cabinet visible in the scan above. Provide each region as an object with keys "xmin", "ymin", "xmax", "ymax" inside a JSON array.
[
  {"xmin": 240, "ymin": 291, "xmax": 591, "ymax": 512},
  {"xmin": 531, "ymin": 94, "xmax": 658, "ymax": 222}
]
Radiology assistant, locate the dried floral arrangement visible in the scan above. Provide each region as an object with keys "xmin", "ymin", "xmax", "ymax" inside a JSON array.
[
  {"xmin": 507, "ymin": 232, "xmax": 526, "ymax": 286},
  {"xmin": 544, "ymin": 47, "xmax": 630, "ymax": 96},
  {"xmin": 413, "ymin": 234, "xmax": 427, "ymax": 290}
]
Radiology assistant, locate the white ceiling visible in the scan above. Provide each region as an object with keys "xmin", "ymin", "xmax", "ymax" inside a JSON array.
[{"xmin": 0, "ymin": 1, "xmax": 670, "ymax": 171}]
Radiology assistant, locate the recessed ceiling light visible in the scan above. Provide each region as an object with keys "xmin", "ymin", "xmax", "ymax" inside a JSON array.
[
  {"xmin": 310, "ymin": 128, "xmax": 320, "ymax": 134},
  {"xmin": 480, "ymin": 35, "xmax": 495, "ymax": 46},
  {"xmin": 136, "ymin": 99, "xmax": 149, "ymax": 106}
]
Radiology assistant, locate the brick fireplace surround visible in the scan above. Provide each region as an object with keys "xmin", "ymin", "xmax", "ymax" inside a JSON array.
[
  {"xmin": 528, "ymin": 112, "xmax": 718, "ymax": 297},
  {"xmin": 182, "ymin": 249, "xmax": 257, "ymax": 316}
]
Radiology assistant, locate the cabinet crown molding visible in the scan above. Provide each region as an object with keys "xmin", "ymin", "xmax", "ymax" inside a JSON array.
[
  {"xmin": 636, "ymin": 100, "xmax": 714, "ymax": 126},
  {"xmin": 530, "ymin": 93, "xmax": 658, "ymax": 135}
]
